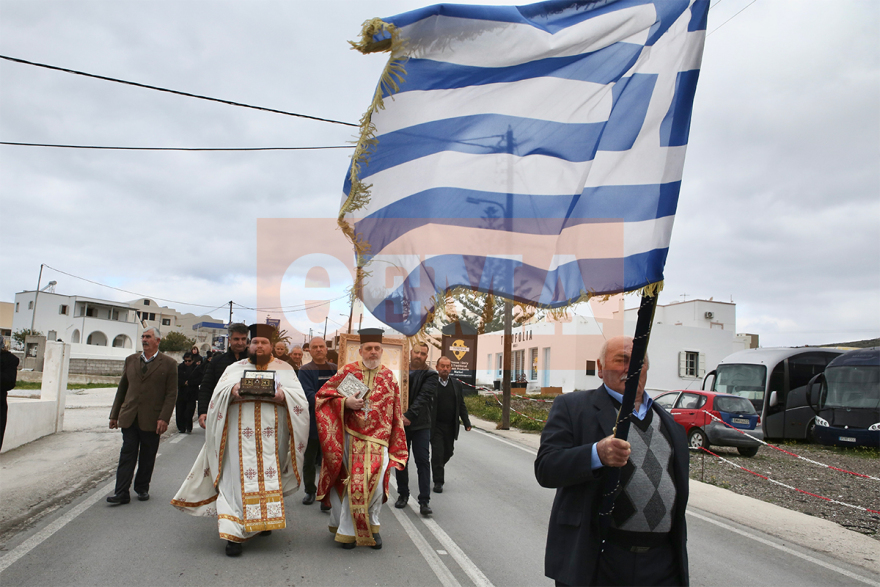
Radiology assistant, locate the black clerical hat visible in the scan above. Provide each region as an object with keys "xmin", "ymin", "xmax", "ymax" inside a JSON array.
[
  {"xmin": 358, "ymin": 328, "xmax": 384, "ymax": 344},
  {"xmin": 248, "ymin": 323, "xmax": 277, "ymax": 341}
]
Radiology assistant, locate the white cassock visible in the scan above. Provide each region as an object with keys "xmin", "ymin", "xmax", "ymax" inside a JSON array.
[{"xmin": 171, "ymin": 358, "xmax": 310, "ymax": 543}]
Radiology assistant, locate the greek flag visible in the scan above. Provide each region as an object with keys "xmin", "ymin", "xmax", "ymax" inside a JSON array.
[{"xmin": 341, "ymin": 0, "xmax": 708, "ymax": 335}]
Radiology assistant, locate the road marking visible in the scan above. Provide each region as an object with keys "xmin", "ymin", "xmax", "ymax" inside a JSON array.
[
  {"xmin": 438, "ymin": 549, "xmax": 448, "ymax": 555},
  {"xmin": 169, "ymin": 433, "xmax": 186, "ymax": 444},
  {"xmin": 407, "ymin": 501, "xmax": 496, "ymax": 587},
  {"xmin": 687, "ymin": 510, "xmax": 880, "ymax": 587},
  {"xmin": 388, "ymin": 503, "xmax": 461, "ymax": 587},
  {"xmin": 473, "ymin": 428, "xmax": 537, "ymax": 455},
  {"xmin": 0, "ymin": 480, "xmax": 115, "ymax": 574}
]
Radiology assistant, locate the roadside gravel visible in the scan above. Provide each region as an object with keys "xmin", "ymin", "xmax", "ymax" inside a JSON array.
[{"xmin": 688, "ymin": 442, "xmax": 880, "ymax": 542}]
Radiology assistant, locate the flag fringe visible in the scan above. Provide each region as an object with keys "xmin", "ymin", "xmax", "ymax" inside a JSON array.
[{"xmin": 339, "ymin": 18, "xmax": 409, "ymax": 302}]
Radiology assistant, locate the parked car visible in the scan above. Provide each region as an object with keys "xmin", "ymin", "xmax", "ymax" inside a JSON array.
[{"xmin": 653, "ymin": 390, "xmax": 764, "ymax": 457}]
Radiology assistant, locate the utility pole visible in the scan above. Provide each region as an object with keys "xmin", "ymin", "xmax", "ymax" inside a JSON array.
[
  {"xmin": 323, "ymin": 317, "xmax": 328, "ymax": 339},
  {"xmin": 500, "ymin": 125, "xmax": 515, "ymax": 430},
  {"xmin": 30, "ymin": 264, "xmax": 44, "ymax": 333},
  {"xmin": 228, "ymin": 301, "xmax": 233, "ymax": 325},
  {"xmin": 501, "ymin": 298, "xmax": 512, "ymax": 429}
]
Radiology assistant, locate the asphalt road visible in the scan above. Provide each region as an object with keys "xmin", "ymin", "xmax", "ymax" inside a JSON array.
[{"xmin": 1, "ymin": 423, "xmax": 877, "ymax": 587}]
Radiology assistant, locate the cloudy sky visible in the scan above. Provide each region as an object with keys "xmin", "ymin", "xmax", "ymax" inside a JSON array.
[{"xmin": 1, "ymin": 0, "xmax": 877, "ymax": 348}]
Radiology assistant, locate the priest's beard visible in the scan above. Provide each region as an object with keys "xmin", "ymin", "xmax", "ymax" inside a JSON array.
[
  {"xmin": 362, "ymin": 358, "xmax": 381, "ymax": 370},
  {"xmin": 248, "ymin": 351, "xmax": 272, "ymax": 367}
]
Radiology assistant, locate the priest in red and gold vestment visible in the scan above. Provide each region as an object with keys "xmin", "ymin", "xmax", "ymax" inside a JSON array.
[{"xmin": 316, "ymin": 328, "xmax": 407, "ymax": 549}]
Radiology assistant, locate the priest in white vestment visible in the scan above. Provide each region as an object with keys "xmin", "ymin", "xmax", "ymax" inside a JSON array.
[{"xmin": 172, "ymin": 324, "xmax": 310, "ymax": 556}]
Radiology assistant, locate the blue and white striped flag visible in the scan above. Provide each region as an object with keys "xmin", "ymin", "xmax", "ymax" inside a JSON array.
[{"xmin": 341, "ymin": 0, "xmax": 708, "ymax": 336}]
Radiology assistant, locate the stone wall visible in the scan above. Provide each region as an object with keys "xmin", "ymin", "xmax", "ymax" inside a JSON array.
[{"xmin": 69, "ymin": 358, "xmax": 124, "ymax": 376}]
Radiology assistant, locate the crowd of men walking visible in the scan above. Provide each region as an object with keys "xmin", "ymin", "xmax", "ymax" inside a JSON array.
[
  {"xmin": 105, "ymin": 323, "xmax": 473, "ymax": 555},
  {"xmin": 101, "ymin": 323, "xmax": 689, "ymax": 585}
]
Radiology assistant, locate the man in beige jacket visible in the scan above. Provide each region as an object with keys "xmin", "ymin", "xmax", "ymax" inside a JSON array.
[{"xmin": 107, "ymin": 327, "xmax": 177, "ymax": 504}]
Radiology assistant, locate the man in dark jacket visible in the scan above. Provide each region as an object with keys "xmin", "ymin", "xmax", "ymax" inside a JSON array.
[
  {"xmin": 1, "ymin": 335, "xmax": 20, "ymax": 451},
  {"xmin": 534, "ymin": 336, "xmax": 689, "ymax": 586},
  {"xmin": 430, "ymin": 356, "xmax": 472, "ymax": 494},
  {"xmin": 197, "ymin": 323, "xmax": 249, "ymax": 429},
  {"xmin": 395, "ymin": 342, "xmax": 438, "ymax": 516},
  {"xmin": 297, "ymin": 337, "xmax": 337, "ymax": 507},
  {"xmin": 175, "ymin": 352, "xmax": 202, "ymax": 433}
]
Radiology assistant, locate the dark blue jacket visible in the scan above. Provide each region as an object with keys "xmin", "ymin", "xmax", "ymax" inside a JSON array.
[{"xmin": 297, "ymin": 361, "xmax": 338, "ymax": 439}]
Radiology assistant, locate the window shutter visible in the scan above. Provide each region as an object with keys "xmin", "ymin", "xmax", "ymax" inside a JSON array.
[
  {"xmin": 698, "ymin": 353, "xmax": 706, "ymax": 378},
  {"xmin": 678, "ymin": 351, "xmax": 687, "ymax": 377}
]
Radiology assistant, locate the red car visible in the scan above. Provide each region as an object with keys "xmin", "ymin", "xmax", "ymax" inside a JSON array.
[{"xmin": 653, "ymin": 390, "xmax": 763, "ymax": 457}]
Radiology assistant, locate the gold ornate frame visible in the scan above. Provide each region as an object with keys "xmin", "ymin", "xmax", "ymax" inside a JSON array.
[{"xmin": 338, "ymin": 333, "xmax": 410, "ymax": 411}]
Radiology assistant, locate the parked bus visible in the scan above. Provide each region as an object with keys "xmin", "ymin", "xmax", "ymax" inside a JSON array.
[
  {"xmin": 808, "ymin": 348, "xmax": 879, "ymax": 448},
  {"xmin": 702, "ymin": 347, "xmax": 843, "ymax": 441}
]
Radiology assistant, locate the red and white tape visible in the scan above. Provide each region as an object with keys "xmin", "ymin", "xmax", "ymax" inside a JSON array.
[
  {"xmin": 698, "ymin": 446, "xmax": 880, "ymax": 515},
  {"xmin": 700, "ymin": 410, "xmax": 880, "ymax": 482}
]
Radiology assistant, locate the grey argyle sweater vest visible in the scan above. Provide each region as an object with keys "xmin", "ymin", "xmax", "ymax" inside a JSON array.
[{"xmin": 610, "ymin": 407, "xmax": 676, "ymax": 536}]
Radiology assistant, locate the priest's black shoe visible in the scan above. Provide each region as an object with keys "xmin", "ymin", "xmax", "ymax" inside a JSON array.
[
  {"xmin": 341, "ymin": 541, "xmax": 356, "ymax": 550},
  {"xmin": 136, "ymin": 491, "xmax": 149, "ymax": 501},
  {"xmin": 419, "ymin": 503, "xmax": 432, "ymax": 517},
  {"xmin": 433, "ymin": 483, "xmax": 443, "ymax": 493},
  {"xmin": 371, "ymin": 533, "xmax": 383, "ymax": 550},
  {"xmin": 394, "ymin": 495, "xmax": 408, "ymax": 509},
  {"xmin": 225, "ymin": 541, "xmax": 243, "ymax": 556},
  {"xmin": 320, "ymin": 502, "xmax": 332, "ymax": 512},
  {"xmin": 302, "ymin": 493, "xmax": 316, "ymax": 505},
  {"xmin": 106, "ymin": 494, "xmax": 130, "ymax": 505},
  {"xmin": 260, "ymin": 531, "xmax": 272, "ymax": 536}
]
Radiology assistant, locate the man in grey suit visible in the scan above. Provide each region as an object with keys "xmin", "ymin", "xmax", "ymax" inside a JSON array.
[{"xmin": 107, "ymin": 327, "xmax": 177, "ymax": 504}]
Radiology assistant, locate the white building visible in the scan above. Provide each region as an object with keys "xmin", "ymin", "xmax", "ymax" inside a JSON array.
[
  {"xmin": 475, "ymin": 297, "xmax": 758, "ymax": 394},
  {"xmin": 13, "ymin": 290, "xmax": 138, "ymax": 360},
  {"xmin": 128, "ymin": 298, "xmax": 227, "ymax": 352}
]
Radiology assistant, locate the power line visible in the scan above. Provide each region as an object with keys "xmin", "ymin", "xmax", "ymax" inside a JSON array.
[
  {"xmin": 0, "ymin": 142, "xmax": 355, "ymax": 151},
  {"xmin": 43, "ymin": 264, "xmax": 227, "ymax": 309},
  {"xmin": 41, "ymin": 264, "xmax": 354, "ymax": 315},
  {"xmin": 0, "ymin": 54, "xmax": 358, "ymax": 127},
  {"xmin": 708, "ymin": 0, "xmax": 758, "ymax": 37},
  {"xmin": 233, "ymin": 295, "xmax": 349, "ymax": 312}
]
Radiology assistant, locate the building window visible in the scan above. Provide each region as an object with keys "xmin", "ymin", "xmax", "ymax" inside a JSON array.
[
  {"xmin": 586, "ymin": 360, "xmax": 596, "ymax": 376},
  {"xmin": 513, "ymin": 349, "xmax": 525, "ymax": 381},
  {"xmin": 162, "ymin": 318, "xmax": 171, "ymax": 326},
  {"xmin": 149, "ymin": 313, "xmax": 156, "ymax": 321},
  {"xmin": 86, "ymin": 307, "xmax": 97, "ymax": 317},
  {"xmin": 530, "ymin": 347, "xmax": 538, "ymax": 380},
  {"xmin": 679, "ymin": 351, "xmax": 705, "ymax": 378},
  {"xmin": 143, "ymin": 300, "xmax": 150, "ymax": 306},
  {"xmin": 28, "ymin": 301, "xmax": 33, "ymax": 310},
  {"xmin": 496, "ymin": 353, "xmax": 503, "ymax": 378},
  {"xmin": 60, "ymin": 305, "xmax": 69, "ymax": 315},
  {"xmin": 15, "ymin": 302, "xmax": 19, "ymax": 312}
]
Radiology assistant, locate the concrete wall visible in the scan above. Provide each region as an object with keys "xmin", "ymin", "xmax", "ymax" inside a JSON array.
[{"xmin": 2, "ymin": 341, "xmax": 70, "ymax": 454}]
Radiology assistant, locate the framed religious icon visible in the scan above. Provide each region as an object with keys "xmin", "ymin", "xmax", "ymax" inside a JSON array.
[{"xmin": 338, "ymin": 333, "xmax": 410, "ymax": 411}]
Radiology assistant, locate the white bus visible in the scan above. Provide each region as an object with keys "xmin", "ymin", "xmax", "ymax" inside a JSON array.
[{"xmin": 702, "ymin": 347, "xmax": 843, "ymax": 441}]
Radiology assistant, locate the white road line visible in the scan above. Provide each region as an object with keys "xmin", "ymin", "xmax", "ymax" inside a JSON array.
[
  {"xmin": 687, "ymin": 510, "xmax": 880, "ymax": 587},
  {"xmin": 473, "ymin": 428, "xmax": 537, "ymax": 455},
  {"xmin": 388, "ymin": 504, "xmax": 462, "ymax": 587},
  {"xmin": 169, "ymin": 434, "xmax": 185, "ymax": 444},
  {"xmin": 0, "ymin": 480, "xmax": 115, "ymax": 575},
  {"xmin": 407, "ymin": 501, "xmax": 496, "ymax": 587}
]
